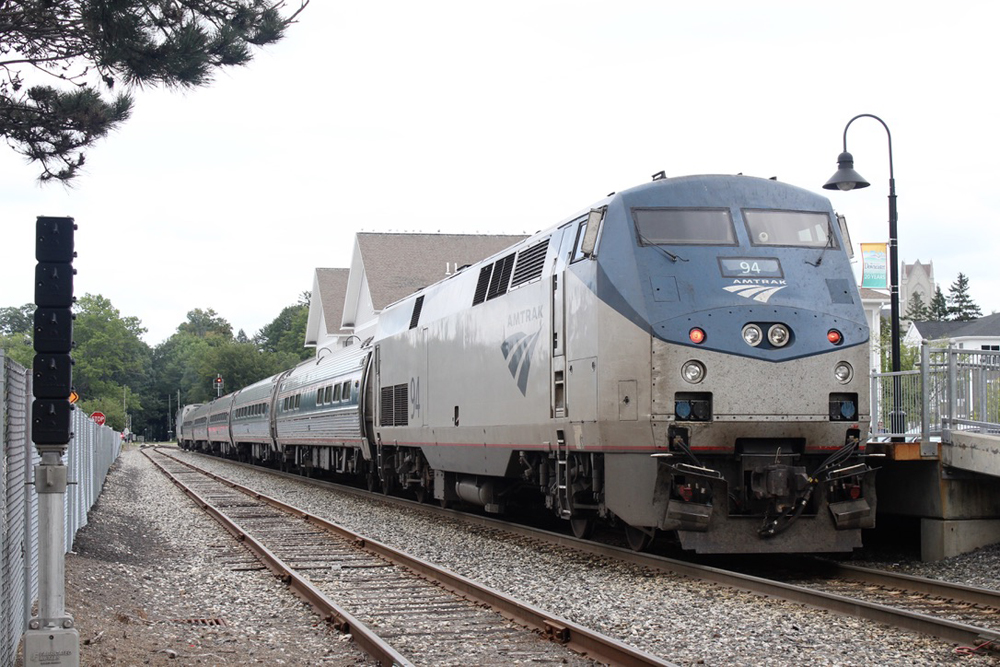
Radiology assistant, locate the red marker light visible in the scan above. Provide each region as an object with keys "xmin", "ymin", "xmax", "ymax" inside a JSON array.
[
  {"xmin": 827, "ymin": 329, "xmax": 843, "ymax": 345},
  {"xmin": 689, "ymin": 328, "xmax": 706, "ymax": 344}
]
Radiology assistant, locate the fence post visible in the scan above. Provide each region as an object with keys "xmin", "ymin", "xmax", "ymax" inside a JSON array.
[
  {"xmin": 944, "ymin": 348, "xmax": 958, "ymax": 441},
  {"xmin": 920, "ymin": 340, "xmax": 934, "ymax": 457}
]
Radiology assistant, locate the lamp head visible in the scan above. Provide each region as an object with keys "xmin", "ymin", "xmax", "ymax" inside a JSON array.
[{"xmin": 823, "ymin": 151, "xmax": 870, "ymax": 191}]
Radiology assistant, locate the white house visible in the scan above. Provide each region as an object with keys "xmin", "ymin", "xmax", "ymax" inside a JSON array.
[
  {"xmin": 903, "ymin": 312, "xmax": 1000, "ymax": 351},
  {"xmin": 304, "ymin": 232, "xmax": 527, "ymax": 357}
]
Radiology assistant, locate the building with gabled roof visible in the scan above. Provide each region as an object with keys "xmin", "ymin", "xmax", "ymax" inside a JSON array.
[
  {"xmin": 903, "ymin": 312, "xmax": 1000, "ymax": 351},
  {"xmin": 304, "ymin": 268, "xmax": 351, "ymax": 353},
  {"xmin": 901, "ymin": 260, "xmax": 935, "ymax": 319},
  {"xmin": 305, "ymin": 233, "xmax": 527, "ymax": 356}
]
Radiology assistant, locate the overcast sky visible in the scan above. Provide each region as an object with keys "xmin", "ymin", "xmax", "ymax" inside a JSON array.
[{"xmin": 3, "ymin": 1, "xmax": 998, "ymax": 346}]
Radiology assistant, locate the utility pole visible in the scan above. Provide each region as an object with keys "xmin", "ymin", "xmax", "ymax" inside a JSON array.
[{"xmin": 25, "ymin": 216, "xmax": 80, "ymax": 665}]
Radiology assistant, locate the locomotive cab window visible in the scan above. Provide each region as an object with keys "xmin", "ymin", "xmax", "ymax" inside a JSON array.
[
  {"xmin": 632, "ymin": 208, "xmax": 737, "ymax": 245},
  {"xmin": 742, "ymin": 209, "xmax": 837, "ymax": 248}
]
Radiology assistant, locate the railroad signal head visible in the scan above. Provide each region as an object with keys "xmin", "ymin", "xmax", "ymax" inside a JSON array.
[{"xmin": 35, "ymin": 216, "xmax": 77, "ymax": 263}]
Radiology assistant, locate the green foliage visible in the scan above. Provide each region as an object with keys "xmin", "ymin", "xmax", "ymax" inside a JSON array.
[
  {"xmin": 946, "ymin": 272, "xmax": 982, "ymax": 321},
  {"xmin": 929, "ymin": 286, "xmax": 949, "ymax": 321},
  {"xmin": 0, "ymin": 331, "xmax": 33, "ymax": 367},
  {"xmin": 1, "ymin": 0, "xmax": 308, "ymax": 182},
  {"xmin": 904, "ymin": 293, "xmax": 929, "ymax": 322},
  {"xmin": 0, "ymin": 303, "xmax": 35, "ymax": 335},
  {"xmin": 176, "ymin": 307, "xmax": 234, "ymax": 339},
  {"xmin": 1, "ymin": 294, "xmax": 314, "ymax": 439},
  {"xmin": 254, "ymin": 291, "xmax": 311, "ymax": 361},
  {"xmin": 0, "ymin": 302, "xmax": 34, "ymax": 366},
  {"xmin": 878, "ymin": 317, "xmax": 919, "ymax": 373},
  {"xmin": 72, "ymin": 294, "xmax": 152, "ymax": 431}
]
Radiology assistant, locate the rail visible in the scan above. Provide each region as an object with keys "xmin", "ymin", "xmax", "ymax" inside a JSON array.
[{"xmin": 149, "ymin": 447, "xmax": 674, "ymax": 667}]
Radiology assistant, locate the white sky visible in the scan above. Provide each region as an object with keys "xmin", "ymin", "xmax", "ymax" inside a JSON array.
[{"xmin": 3, "ymin": 1, "xmax": 998, "ymax": 346}]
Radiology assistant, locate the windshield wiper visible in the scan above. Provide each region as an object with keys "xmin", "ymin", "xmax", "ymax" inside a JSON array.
[
  {"xmin": 636, "ymin": 230, "xmax": 688, "ymax": 263},
  {"xmin": 805, "ymin": 219, "xmax": 836, "ymax": 267}
]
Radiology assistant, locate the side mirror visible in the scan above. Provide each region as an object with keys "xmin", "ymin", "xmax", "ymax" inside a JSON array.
[{"xmin": 836, "ymin": 213, "xmax": 854, "ymax": 259}]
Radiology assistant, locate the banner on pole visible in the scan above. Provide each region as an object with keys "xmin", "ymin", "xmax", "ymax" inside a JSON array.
[{"xmin": 860, "ymin": 242, "xmax": 888, "ymax": 289}]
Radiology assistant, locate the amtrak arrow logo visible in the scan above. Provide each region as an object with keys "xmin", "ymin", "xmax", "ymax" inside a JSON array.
[
  {"xmin": 723, "ymin": 283, "xmax": 787, "ymax": 303},
  {"xmin": 501, "ymin": 330, "xmax": 540, "ymax": 395}
]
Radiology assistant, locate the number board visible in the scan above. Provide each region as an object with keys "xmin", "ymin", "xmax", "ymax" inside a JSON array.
[{"xmin": 718, "ymin": 257, "xmax": 783, "ymax": 278}]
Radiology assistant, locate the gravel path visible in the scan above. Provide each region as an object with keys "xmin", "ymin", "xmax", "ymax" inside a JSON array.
[
  {"xmin": 42, "ymin": 446, "xmax": 1000, "ymax": 666},
  {"xmin": 31, "ymin": 446, "xmax": 373, "ymax": 666}
]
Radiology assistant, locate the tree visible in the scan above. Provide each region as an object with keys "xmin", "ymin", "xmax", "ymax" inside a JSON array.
[
  {"xmin": 255, "ymin": 292, "xmax": 311, "ymax": 361},
  {"xmin": 0, "ymin": 303, "xmax": 35, "ymax": 335},
  {"xmin": 1, "ymin": 0, "xmax": 308, "ymax": 182},
  {"xmin": 947, "ymin": 273, "xmax": 982, "ymax": 322},
  {"xmin": 0, "ymin": 302, "xmax": 33, "ymax": 366},
  {"xmin": 72, "ymin": 294, "xmax": 152, "ymax": 431},
  {"xmin": 177, "ymin": 307, "xmax": 233, "ymax": 339},
  {"xmin": 928, "ymin": 286, "xmax": 949, "ymax": 321},
  {"xmin": 879, "ymin": 317, "xmax": 919, "ymax": 373},
  {"xmin": 904, "ymin": 293, "xmax": 929, "ymax": 322}
]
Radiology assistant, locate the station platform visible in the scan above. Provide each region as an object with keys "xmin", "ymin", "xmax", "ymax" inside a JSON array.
[{"xmin": 869, "ymin": 434, "xmax": 1000, "ymax": 561}]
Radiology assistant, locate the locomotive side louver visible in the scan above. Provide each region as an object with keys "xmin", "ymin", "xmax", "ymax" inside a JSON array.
[
  {"xmin": 510, "ymin": 238, "xmax": 549, "ymax": 288},
  {"xmin": 472, "ymin": 252, "xmax": 518, "ymax": 305},
  {"xmin": 472, "ymin": 265, "xmax": 492, "ymax": 305},
  {"xmin": 408, "ymin": 295, "xmax": 424, "ymax": 329},
  {"xmin": 487, "ymin": 253, "xmax": 516, "ymax": 300},
  {"xmin": 379, "ymin": 383, "xmax": 410, "ymax": 426}
]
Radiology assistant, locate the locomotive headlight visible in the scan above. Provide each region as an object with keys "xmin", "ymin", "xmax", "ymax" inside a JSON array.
[
  {"xmin": 742, "ymin": 324, "xmax": 763, "ymax": 347},
  {"xmin": 834, "ymin": 361, "xmax": 854, "ymax": 384},
  {"xmin": 682, "ymin": 360, "xmax": 706, "ymax": 384},
  {"xmin": 767, "ymin": 324, "xmax": 790, "ymax": 347}
]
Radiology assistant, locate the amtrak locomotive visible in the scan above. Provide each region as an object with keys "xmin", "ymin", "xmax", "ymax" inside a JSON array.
[{"xmin": 179, "ymin": 174, "xmax": 876, "ymax": 553}]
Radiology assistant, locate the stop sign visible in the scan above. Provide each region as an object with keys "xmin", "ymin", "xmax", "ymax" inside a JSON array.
[{"xmin": 91, "ymin": 412, "xmax": 106, "ymax": 426}]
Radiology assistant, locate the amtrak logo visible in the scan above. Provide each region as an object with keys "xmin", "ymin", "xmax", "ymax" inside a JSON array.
[
  {"xmin": 501, "ymin": 330, "xmax": 540, "ymax": 395},
  {"xmin": 724, "ymin": 280, "xmax": 787, "ymax": 303}
]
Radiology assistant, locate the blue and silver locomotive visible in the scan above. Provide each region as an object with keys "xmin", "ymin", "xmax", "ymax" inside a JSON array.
[{"xmin": 180, "ymin": 174, "xmax": 875, "ymax": 553}]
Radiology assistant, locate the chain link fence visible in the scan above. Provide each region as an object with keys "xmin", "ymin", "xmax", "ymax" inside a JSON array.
[{"xmin": 1, "ymin": 350, "xmax": 122, "ymax": 667}]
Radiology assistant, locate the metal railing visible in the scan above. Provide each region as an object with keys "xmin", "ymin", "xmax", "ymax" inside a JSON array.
[
  {"xmin": 870, "ymin": 343, "xmax": 1000, "ymax": 446},
  {"xmin": 1, "ymin": 350, "xmax": 122, "ymax": 667}
]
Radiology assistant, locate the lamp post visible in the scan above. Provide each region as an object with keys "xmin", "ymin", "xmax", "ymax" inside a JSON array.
[{"xmin": 823, "ymin": 113, "xmax": 903, "ymax": 441}]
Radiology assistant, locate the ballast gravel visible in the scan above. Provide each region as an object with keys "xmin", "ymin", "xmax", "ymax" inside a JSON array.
[{"xmin": 49, "ymin": 446, "xmax": 1000, "ymax": 666}]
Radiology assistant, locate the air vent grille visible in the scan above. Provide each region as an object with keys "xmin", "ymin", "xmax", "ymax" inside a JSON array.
[
  {"xmin": 510, "ymin": 238, "xmax": 549, "ymax": 287},
  {"xmin": 408, "ymin": 295, "xmax": 424, "ymax": 329},
  {"xmin": 379, "ymin": 383, "xmax": 409, "ymax": 426}
]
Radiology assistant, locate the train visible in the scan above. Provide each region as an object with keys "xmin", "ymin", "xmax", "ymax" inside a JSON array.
[{"xmin": 179, "ymin": 173, "xmax": 877, "ymax": 554}]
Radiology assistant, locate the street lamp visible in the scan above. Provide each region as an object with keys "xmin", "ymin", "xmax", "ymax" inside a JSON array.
[{"xmin": 823, "ymin": 113, "xmax": 903, "ymax": 441}]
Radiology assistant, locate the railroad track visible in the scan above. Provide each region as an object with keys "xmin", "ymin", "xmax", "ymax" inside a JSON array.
[
  {"xmin": 143, "ymin": 447, "xmax": 672, "ymax": 667},
  {"xmin": 164, "ymin": 447, "xmax": 1000, "ymax": 657},
  {"xmin": 760, "ymin": 556, "xmax": 1000, "ymax": 646}
]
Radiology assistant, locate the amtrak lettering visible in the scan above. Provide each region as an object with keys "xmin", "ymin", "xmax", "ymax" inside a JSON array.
[
  {"xmin": 501, "ymin": 329, "xmax": 540, "ymax": 396},
  {"xmin": 723, "ymin": 278, "xmax": 788, "ymax": 304},
  {"xmin": 507, "ymin": 305, "xmax": 544, "ymax": 327}
]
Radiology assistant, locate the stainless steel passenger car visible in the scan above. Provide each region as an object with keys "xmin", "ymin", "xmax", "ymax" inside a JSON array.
[{"xmin": 180, "ymin": 174, "xmax": 876, "ymax": 554}]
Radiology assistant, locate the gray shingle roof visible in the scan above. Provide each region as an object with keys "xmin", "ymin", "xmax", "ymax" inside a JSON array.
[
  {"xmin": 357, "ymin": 232, "xmax": 528, "ymax": 310},
  {"xmin": 909, "ymin": 312, "xmax": 1000, "ymax": 340},
  {"xmin": 315, "ymin": 268, "xmax": 350, "ymax": 335},
  {"xmin": 859, "ymin": 287, "xmax": 890, "ymax": 301}
]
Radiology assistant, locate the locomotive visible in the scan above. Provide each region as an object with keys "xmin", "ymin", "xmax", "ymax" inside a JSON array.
[{"xmin": 179, "ymin": 173, "xmax": 876, "ymax": 553}]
